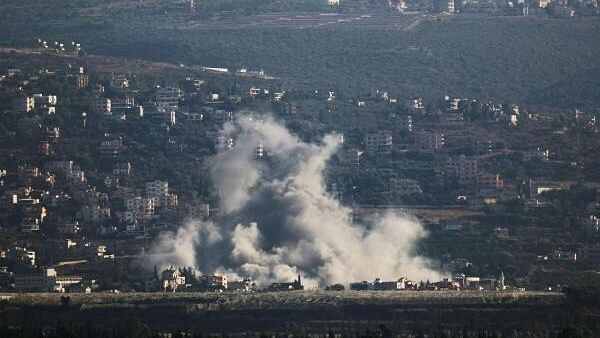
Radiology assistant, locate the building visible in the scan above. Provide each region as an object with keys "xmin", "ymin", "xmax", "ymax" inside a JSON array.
[
  {"xmin": 111, "ymin": 97, "xmax": 136, "ymax": 113},
  {"xmin": 13, "ymin": 268, "xmax": 82, "ymax": 292},
  {"xmin": 113, "ymin": 162, "xmax": 132, "ymax": 176},
  {"xmin": 388, "ymin": 178, "xmax": 423, "ymax": 195},
  {"xmin": 444, "ymin": 155, "xmax": 479, "ymax": 185},
  {"xmin": 228, "ymin": 277, "xmax": 254, "ymax": 292},
  {"xmin": 373, "ymin": 278, "xmax": 412, "ymax": 290},
  {"xmin": 211, "ymin": 274, "xmax": 228, "ymax": 290},
  {"xmin": 12, "ymin": 96, "xmax": 35, "ymax": 113},
  {"xmin": 411, "ymin": 97, "xmax": 425, "ymax": 111},
  {"xmin": 365, "ymin": 131, "xmax": 393, "ymax": 153},
  {"xmin": 90, "ymin": 98, "xmax": 112, "ymax": 115},
  {"xmin": 145, "ymin": 180, "xmax": 177, "ymax": 209},
  {"xmin": 538, "ymin": 0, "xmax": 551, "ymax": 8},
  {"xmin": 111, "ymin": 74, "xmax": 130, "ymax": 89},
  {"xmin": 156, "ymin": 86, "xmax": 183, "ymax": 112},
  {"xmin": 33, "ymin": 94, "xmax": 57, "ymax": 114},
  {"xmin": 350, "ymin": 280, "xmax": 374, "ymax": 290},
  {"xmin": 13, "ymin": 246, "xmax": 36, "ymax": 266},
  {"xmin": 477, "ymin": 173, "xmax": 504, "ymax": 190},
  {"xmin": 75, "ymin": 73, "xmax": 89, "ymax": 90},
  {"xmin": 161, "ymin": 267, "xmax": 186, "ymax": 292},
  {"xmin": 339, "ymin": 148, "xmax": 363, "ymax": 166},
  {"xmin": 14, "ymin": 268, "xmax": 57, "ymax": 291},
  {"xmin": 395, "ymin": 114, "xmax": 413, "ymax": 133},
  {"xmin": 268, "ymin": 275, "xmax": 303, "ymax": 291},
  {"xmin": 126, "ymin": 196, "xmax": 155, "ymax": 219},
  {"xmin": 416, "ymin": 131, "xmax": 445, "ymax": 150},
  {"xmin": 523, "ymin": 148, "xmax": 550, "ymax": 162}
]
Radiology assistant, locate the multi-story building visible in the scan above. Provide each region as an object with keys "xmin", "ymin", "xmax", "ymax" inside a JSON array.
[
  {"xmin": 113, "ymin": 163, "xmax": 132, "ymax": 176},
  {"xmin": 75, "ymin": 73, "xmax": 89, "ymax": 89},
  {"xmin": 416, "ymin": 131, "xmax": 445, "ymax": 150},
  {"xmin": 90, "ymin": 98, "xmax": 112, "ymax": 115},
  {"xmin": 388, "ymin": 178, "xmax": 423, "ymax": 195},
  {"xmin": 477, "ymin": 173, "xmax": 504, "ymax": 190},
  {"xmin": 156, "ymin": 86, "xmax": 183, "ymax": 112},
  {"xmin": 365, "ymin": 131, "xmax": 393, "ymax": 153},
  {"xmin": 444, "ymin": 155, "xmax": 479, "ymax": 185},
  {"xmin": 146, "ymin": 180, "xmax": 169, "ymax": 197},
  {"xmin": 12, "ymin": 96, "xmax": 35, "ymax": 113}
]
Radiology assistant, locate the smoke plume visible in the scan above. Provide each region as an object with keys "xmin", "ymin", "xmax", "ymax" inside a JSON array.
[{"xmin": 149, "ymin": 115, "xmax": 442, "ymax": 287}]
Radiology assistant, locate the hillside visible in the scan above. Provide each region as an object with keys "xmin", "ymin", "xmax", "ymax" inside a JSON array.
[{"xmin": 1, "ymin": 1, "xmax": 600, "ymax": 107}]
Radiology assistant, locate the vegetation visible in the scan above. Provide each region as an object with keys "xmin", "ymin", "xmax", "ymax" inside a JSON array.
[{"xmin": 2, "ymin": 2, "xmax": 600, "ymax": 107}]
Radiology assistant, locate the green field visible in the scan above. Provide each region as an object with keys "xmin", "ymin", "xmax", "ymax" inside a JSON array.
[{"xmin": 2, "ymin": 290, "xmax": 594, "ymax": 335}]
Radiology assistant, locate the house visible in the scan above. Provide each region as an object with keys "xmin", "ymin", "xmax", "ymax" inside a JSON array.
[
  {"xmin": 494, "ymin": 227, "xmax": 510, "ymax": 239},
  {"xmin": 32, "ymin": 94, "xmax": 57, "ymax": 114},
  {"xmin": 268, "ymin": 275, "xmax": 303, "ymax": 291},
  {"xmin": 199, "ymin": 274, "xmax": 228, "ymax": 291},
  {"xmin": 100, "ymin": 134, "xmax": 123, "ymax": 153},
  {"xmin": 228, "ymin": 278, "xmax": 255, "ymax": 292},
  {"xmin": 372, "ymin": 278, "xmax": 412, "ymax": 290},
  {"xmin": 12, "ymin": 246, "xmax": 36, "ymax": 266},
  {"xmin": 431, "ymin": 278, "xmax": 461, "ymax": 290},
  {"xmin": 410, "ymin": 97, "xmax": 425, "ymax": 111},
  {"xmin": 349, "ymin": 280, "xmax": 374, "ymax": 290},
  {"xmin": 161, "ymin": 267, "xmax": 186, "ymax": 292}
]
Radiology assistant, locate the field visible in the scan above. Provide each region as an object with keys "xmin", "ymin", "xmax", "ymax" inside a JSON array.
[
  {"xmin": 3, "ymin": 290, "xmax": 596, "ymax": 335},
  {"xmin": 0, "ymin": 290, "xmax": 565, "ymax": 307}
]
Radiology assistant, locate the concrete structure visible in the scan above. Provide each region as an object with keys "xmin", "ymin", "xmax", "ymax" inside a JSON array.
[
  {"xmin": 444, "ymin": 155, "xmax": 479, "ymax": 185},
  {"xmin": 90, "ymin": 98, "xmax": 111, "ymax": 115},
  {"xmin": 12, "ymin": 96, "xmax": 35, "ymax": 113}
]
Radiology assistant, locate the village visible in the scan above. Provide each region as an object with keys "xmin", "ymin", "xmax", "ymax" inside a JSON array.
[{"xmin": 0, "ymin": 43, "xmax": 598, "ymax": 295}]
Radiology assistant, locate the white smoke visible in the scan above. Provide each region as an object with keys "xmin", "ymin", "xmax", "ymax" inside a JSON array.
[{"xmin": 149, "ymin": 115, "xmax": 442, "ymax": 286}]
